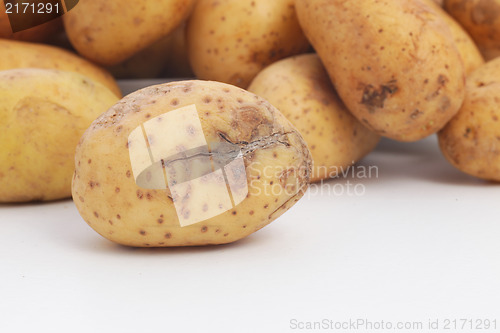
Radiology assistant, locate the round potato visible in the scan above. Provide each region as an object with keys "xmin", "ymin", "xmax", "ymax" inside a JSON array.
[
  {"xmin": 444, "ymin": 0, "xmax": 500, "ymax": 61},
  {"xmin": 249, "ymin": 54, "xmax": 380, "ymax": 182},
  {"xmin": 0, "ymin": 69, "xmax": 119, "ymax": 202},
  {"xmin": 0, "ymin": 39, "xmax": 121, "ymax": 97},
  {"xmin": 187, "ymin": 0, "xmax": 310, "ymax": 88},
  {"xmin": 438, "ymin": 58, "xmax": 500, "ymax": 181},
  {"xmin": 72, "ymin": 80, "xmax": 312, "ymax": 247},
  {"xmin": 63, "ymin": 0, "xmax": 196, "ymax": 66},
  {"xmin": 296, "ymin": 0, "xmax": 466, "ymax": 142},
  {"xmin": 422, "ymin": 0, "xmax": 484, "ymax": 75}
]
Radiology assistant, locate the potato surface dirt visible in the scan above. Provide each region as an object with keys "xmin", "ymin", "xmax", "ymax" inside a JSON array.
[{"xmin": 72, "ymin": 80, "xmax": 312, "ymax": 247}]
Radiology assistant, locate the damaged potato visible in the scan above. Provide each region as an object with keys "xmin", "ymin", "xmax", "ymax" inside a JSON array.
[
  {"xmin": 249, "ymin": 54, "xmax": 380, "ymax": 182},
  {"xmin": 438, "ymin": 58, "xmax": 500, "ymax": 181},
  {"xmin": 187, "ymin": 0, "xmax": 310, "ymax": 88},
  {"xmin": 72, "ymin": 80, "xmax": 312, "ymax": 247},
  {"xmin": 296, "ymin": 0, "xmax": 465, "ymax": 141},
  {"xmin": 0, "ymin": 39, "xmax": 121, "ymax": 97},
  {"xmin": 0, "ymin": 69, "xmax": 119, "ymax": 202}
]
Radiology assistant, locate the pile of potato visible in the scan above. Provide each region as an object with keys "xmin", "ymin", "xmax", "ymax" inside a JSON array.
[{"xmin": 0, "ymin": 0, "xmax": 499, "ymax": 246}]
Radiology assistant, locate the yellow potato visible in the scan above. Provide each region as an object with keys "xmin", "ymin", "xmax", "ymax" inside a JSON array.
[
  {"xmin": 249, "ymin": 54, "xmax": 380, "ymax": 182},
  {"xmin": 438, "ymin": 58, "xmax": 500, "ymax": 181},
  {"xmin": 422, "ymin": 0, "xmax": 484, "ymax": 74},
  {"xmin": 296, "ymin": 0, "xmax": 466, "ymax": 142},
  {"xmin": 0, "ymin": 69, "xmax": 119, "ymax": 202},
  {"xmin": 63, "ymin": 0, "xmax": 196, "ymax": 66},
  {"xmin": 187, "ymin": 0, "xmax": 310, "ymax": 88},
  {"xmin": 72, "ymin": 80, "xmax": 312, "ymax": 247},
  {"xmin": 0, "ymin": 39, "xmax": 121, "ymax": 97},
  {"xmin": 444, "ymin": 0, "xmax": 500, "ymax": 61}
]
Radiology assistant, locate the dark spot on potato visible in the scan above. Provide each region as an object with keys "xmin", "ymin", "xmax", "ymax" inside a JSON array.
[
  {"xmin": 126, "ymin": 170, "xmax": 131, "ymax": 178},
  {"xmin": 145, "ymin": 114, "xmax": 151, "ymax": 119},
  {"xmin": 201, "ymin": 226, "xmax": 208, "ymax": 233},
  {"xmin": 242, "ymin": 225, "xmax": 247, "ymax": 228},
  {"xmin": 146, "ymin": 192, "xmax": 153, "ymax": 200},
  {"xmin": 264, "ymin": 204, "xmax": 269, "ymax": 209},
  {"xmin": 171, "ymin": 99, "xmax": 179, "ymax": 106},
  {"xmin": 157, "ymin": 218, "xmax": 163, "ymax": 224},
  {"xmin": 79, "ymin": 196, "xmax": 84, "ymax": 202},
  {"xmin": 137, "ymin": 190, "xmax": 144, "ymax": 199},
  {"xmin": 249, "ymin": 210, "xmax": 254, "ymax": 215},
  {"xmin": 165, "ymin": 232, "xmax": 172, "ymax": 239},
  {"xmin": 224, "ymin": 233, "xmax": 229, "ymax": 237},
  {"xmin": 360, "ymin": 80, "xmax": 398, "ymax": 111},
  {"xmin": 115, "ymin": 187, "xmax": 120, "ymax": 193},
  {"xmin": 94, "ymin": 211, "xmax": 99, "ymax": 218},
  {"xmin": 232, "ymin": 211, "xmax": 237, "ymax": 215},
  {"xmin": 410, "ymin": 109, "xmax": 423, "ymax": 120},
  {"xmin": 203, "ymin": 96, "xmax": 212, "ymax": 103},
  {"xmin": 139, "ymin": 230, "xmax": 146, "ymax": 235},
  {"xmin": 108, "ymin": 220, "xmax": 113, "ymax": 225},
  {"xmin": 88, "ymin": 159, "xmax": 92, "ymax": 164},
  {"xmin": 116, "ymin": 214, "xmax": 121, "ymax": 219}
]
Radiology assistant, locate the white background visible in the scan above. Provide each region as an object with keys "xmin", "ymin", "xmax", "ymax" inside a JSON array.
[{"xmin": 1, "ymin": 81, "xmax": 499, "ymax": 333}]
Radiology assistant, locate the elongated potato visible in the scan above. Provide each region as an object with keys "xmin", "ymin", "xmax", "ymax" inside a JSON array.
[
  {"xmin": 0, "ymin": 39, "xmax": 121, "ymax": 97},
  {"xmin": 438, "ymin": 58, "xmax": 500, "ymax": 181},
  {"xmin": 187, "ymin": 0, "xmax": 310, "ymax": 88},
  {"xmin": 296, "ymin": 0, "xmax": 465, "ymax": 142},
  {"xmin": 444, "ymin": 0, "xmax": 500, "ymax": 61},
  {"xmin": 422, "ymin": 0, "xmax": 484, "ymax": 74},
  {"xmin": 0, "ymin": 69, "xmax": 119, "ymax": 202},
  {"xmin": 249, "ymin": 54, "xmax": 380, "ymax": 182},
  {"xmin": 72, "ymin": 80, "xmax": 312, "ymax": 247},
  {"xmin": 63, "ymin": 0, "xmax": 196, "ymax": 66}
]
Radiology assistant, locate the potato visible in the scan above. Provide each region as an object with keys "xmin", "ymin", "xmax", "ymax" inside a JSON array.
[
  {"xmin": 0, "ymin": 39, "xmax": 121, "ymax": 97},
  {"xmin": 249, "ymin": 54, "xmax": 380, "ymax": 182},
  {"xmin": 296, "ymin": 0, "xmax": 466, "ymax": 142},
  {"xmin": 72, "ymin": 80, "xmax": 312, "ymax": 247},
  {"xmin": 444, "ymin": 0, "xmax": 500, "ymax": 61},
  {"xmin": 422, "ymin": 0, "xmax": 484, "ymax": 74},
  {"xmin": 187, "ymin": 0, "xmax": 310, "ymax": 88},
  {"xmin": 0, "ymin": 69, "xmax": 119, "ymax": 202},
  {"xmin": 107, "ymin": 23, "xmax": 193, "ymax": 79},
  {"xmin": 63, "ymin": 0, "xmax": 196, "ymax": 66},
  {"xmin": 438, "ymin": 58, "xmax": 500, "ymax": 181},
  {"xmin": 0, "ymin": 1, "xmax": 62, "ymax": 42}
]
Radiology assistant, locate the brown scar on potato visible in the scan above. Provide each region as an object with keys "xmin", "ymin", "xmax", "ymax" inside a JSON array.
[{"xmin": 359, "ymin": 79, "xmax": 398, "ymax": 111}]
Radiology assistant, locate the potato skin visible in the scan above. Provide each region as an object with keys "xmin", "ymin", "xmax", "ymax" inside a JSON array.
[
  {"xmin": 0, "ymin": 39, "xmax": 121, "ymax": 97},
  {"xmin": 0, "ymin": 69, "xmax": 119, "ymax": 202},
  {"xmin": 63, "ymin": 0, "xmax": 195, "ymax": 66},
  {"xmin": 187, "ymin": 0, "xmax": 310, "ymax": 88},
  {"xmin": 72, "ymin": 80, "xmax": 312, "ymax": 247},
  {"xmin": 296, "ymin": 0, "xmax": 465, "ymax": 142},
  {"xmin": 422, "ymin": 0, "xmax": 484, "ymax": 75},
  {"xmin": 438, "ymin": 58, "xmax": 500, "ymax": 182},
  {"xmin": 444, "ymin": 0, "xmax": 500, "ymax": 61},
  {"xmin": 249, "ymin": 54, "xmax": 380, "ymax": 182}
]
